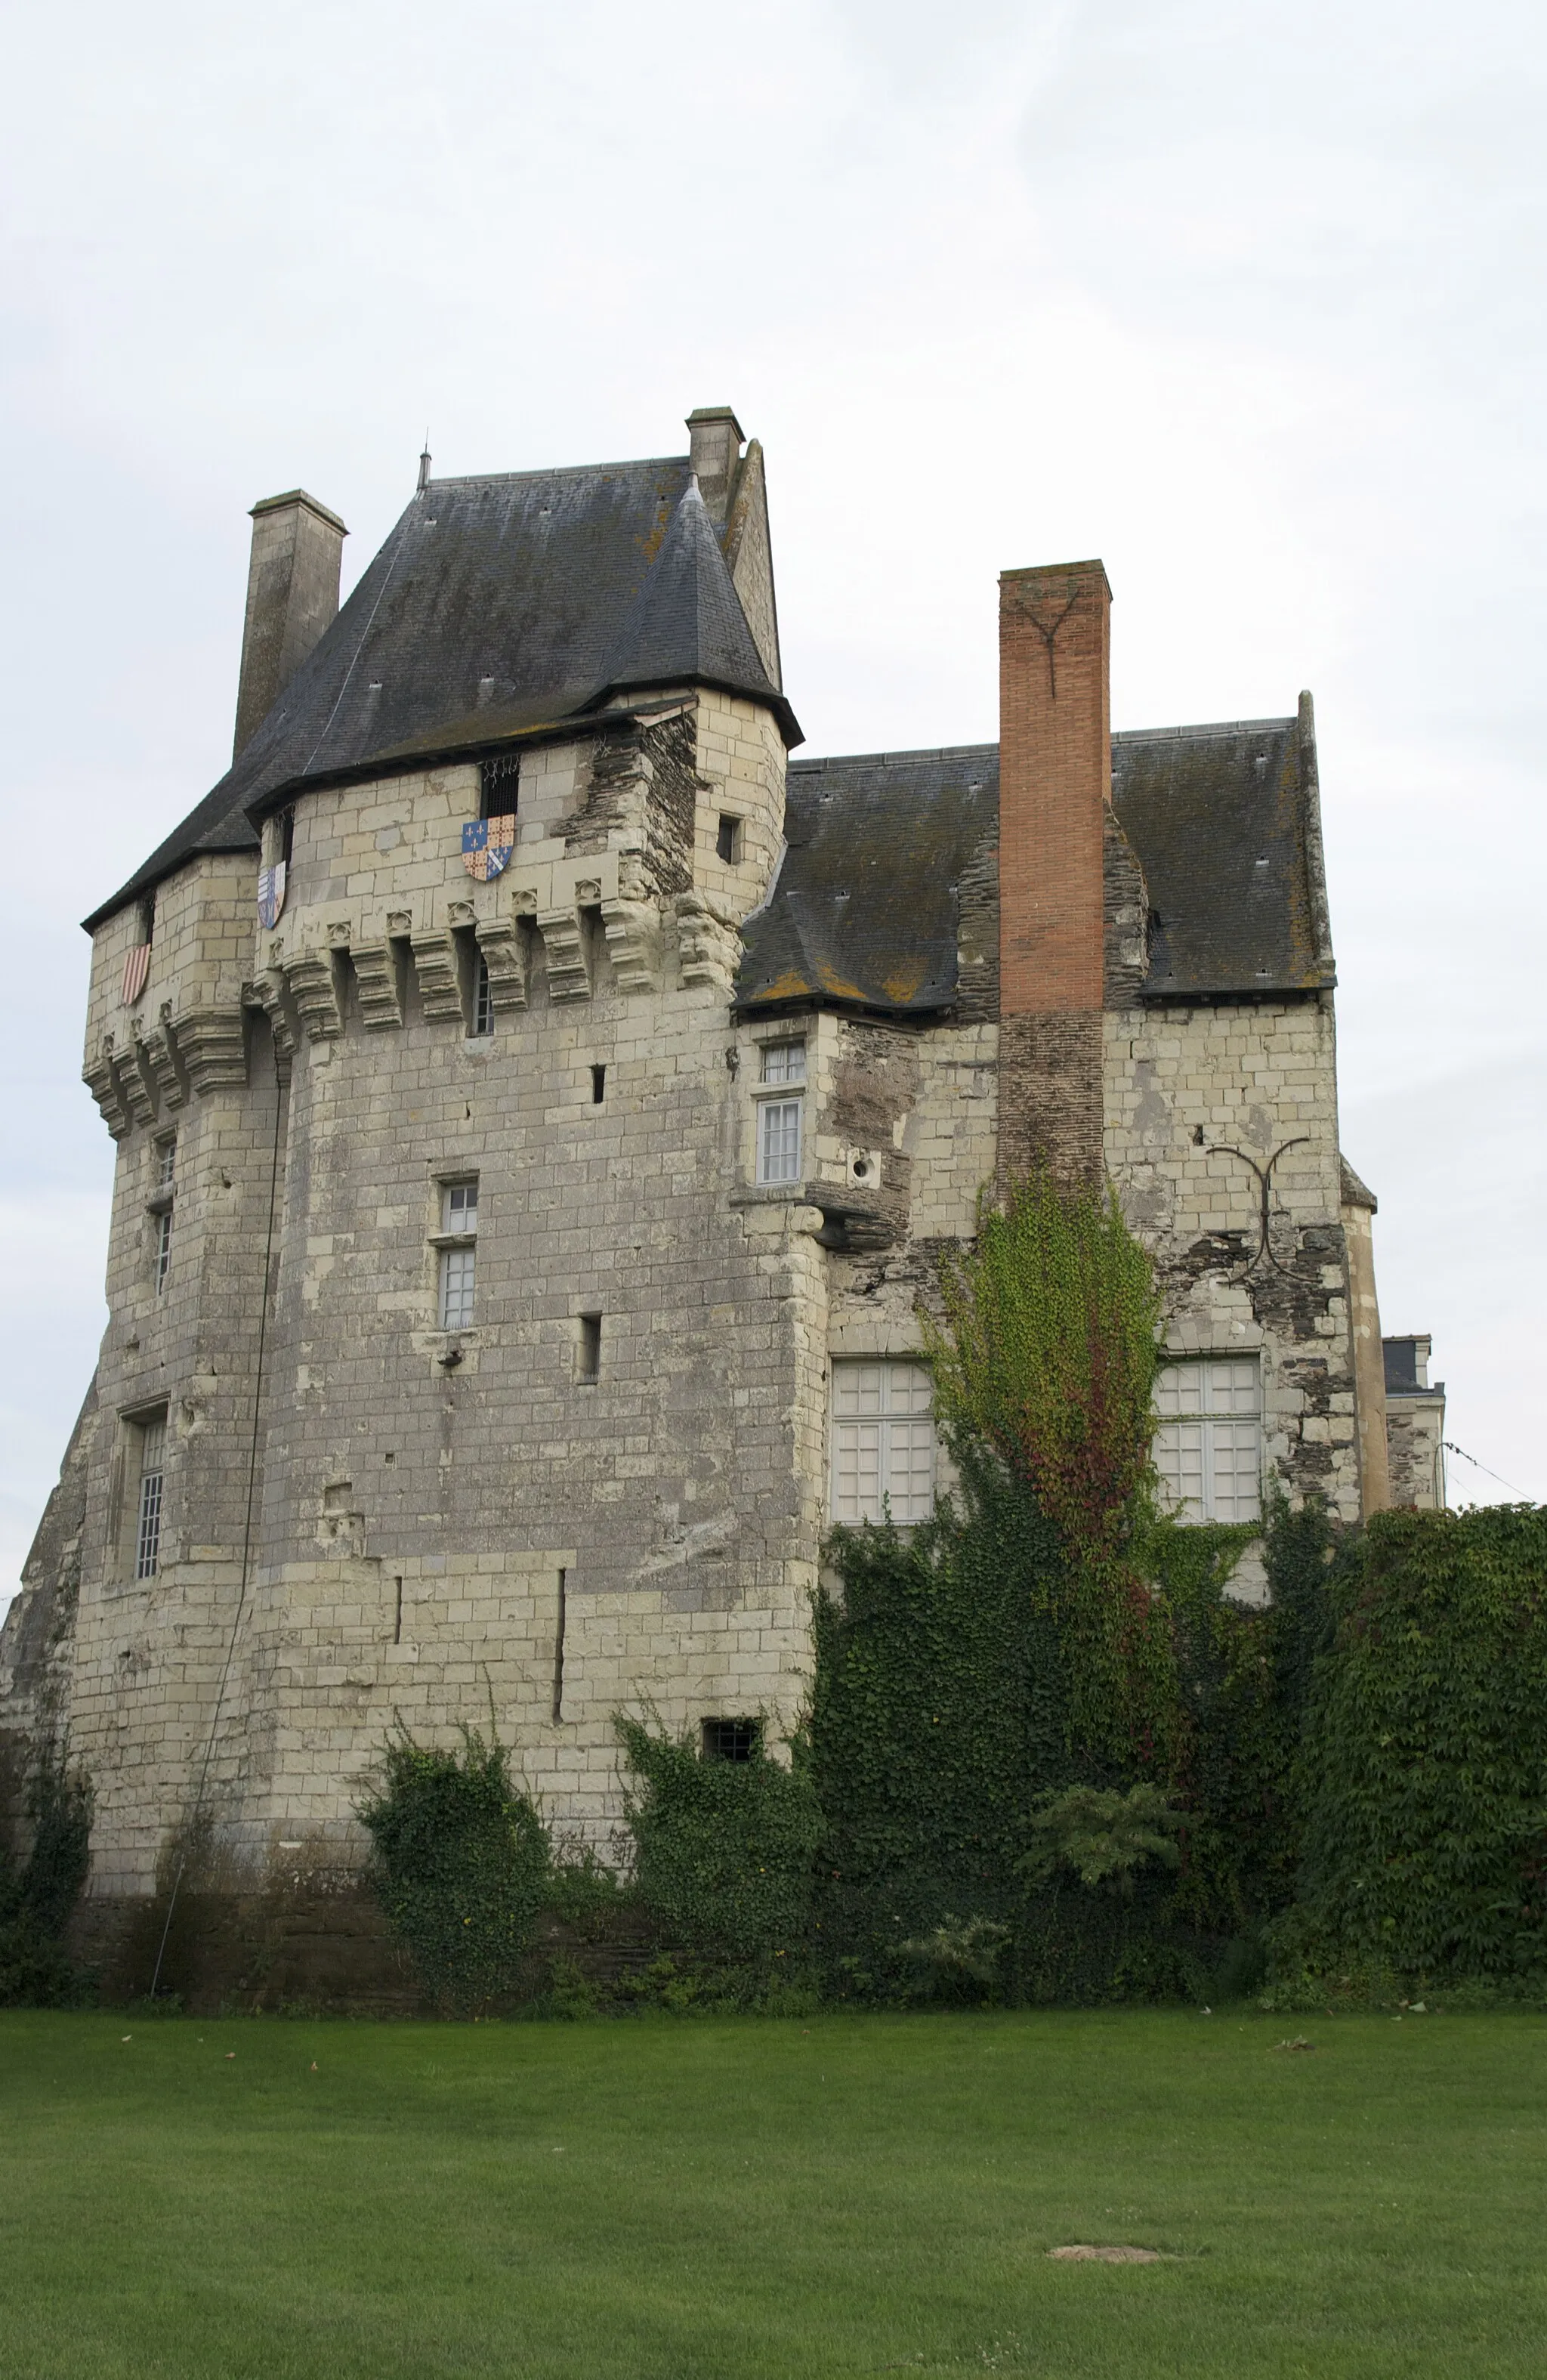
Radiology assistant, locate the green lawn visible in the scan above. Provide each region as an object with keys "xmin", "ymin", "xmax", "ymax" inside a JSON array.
[{"xmin": 2, "ymin": 2008, "xmax": 1544, "ymax": 2378}]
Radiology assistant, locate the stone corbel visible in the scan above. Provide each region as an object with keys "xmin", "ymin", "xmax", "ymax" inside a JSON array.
[
  {"xmin": 121, "ymin": 1028, "xmax": 159, "ymax": 1128},
  {"xmin": 537, "ymin": 908, "xmax": 590, "ymax": 1003},
  {"xmin": 599, "ymin": 897, "xmax": 662, "ymax": 996},
  {"xmin": 675, "ymin": 890, "xmax": 741, "ymax": 992},
  {"xmin": 140, "ymin": 1008, "xmax": 190, "ymax": 1112},
  {"xmin": 285, "ymin": 947, "xmax": 344, "ymax": 1040},
  {"xmin": 82, "ymin": 1041, "xmax": 131, "ymax": 1139},
  {"xmin": 474, "ymin": 916, "xmax": 528, "ymax": 1015},
  {"xmin": 409, "ymin": 930, "xmax": 466, "ymax": 1026},
  {"xmin": 172, "ymin": 1006, "xmax": 249, "ymax": 1095},
  {"xmin": 351, "ymin": 939, "xmax": 403, "ymax": 1030},
  {"xmin": 250, "ymin": 967, "xmax": 299, "ymax": 1058}
]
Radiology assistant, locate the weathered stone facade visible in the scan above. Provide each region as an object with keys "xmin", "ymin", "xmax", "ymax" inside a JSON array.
[{"xmin": 2, "ymin": 409, "xmax": 1431, "ymax": 1932}]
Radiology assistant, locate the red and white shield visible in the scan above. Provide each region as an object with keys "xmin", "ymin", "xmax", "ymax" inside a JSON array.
[{"xmin": 121, "ymin": 944, "xmax": 151, "ymax": 1006}]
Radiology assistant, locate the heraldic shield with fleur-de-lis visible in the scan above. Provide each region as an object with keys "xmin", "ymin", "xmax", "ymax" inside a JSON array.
[{"xmin": 462, "ymin": 814, "xmax": 516, "ymax": 882}]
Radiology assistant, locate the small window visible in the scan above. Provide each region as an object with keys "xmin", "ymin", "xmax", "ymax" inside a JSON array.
[
  {"xmin": 716, "ymin": 814, "xmax": 743, "ymax": 864},
  {"xmin": 280, "ymin": 808, "xmax": 295, "ymax": 867},
  {"xmin": 134, "ymin": 1412, "xmax": 167, "ymax": 1580},
  {"xmin": 438, "ymin": 1247, "xmax": 476, "ymax": 1331},
  {"xmin": 760, "ymin": 1041, "xmax": 806, "ymax": 1085},
  {"xmin": 702, "ymin": 1717, "xmax": 760, "ymax": 1763},
  {"xmin": 472, "ymin": 952, "xmax": 494, "ymax": 1037},
  {"xmin": 591, "ymin": 1063, "xmax": 606, "ymax": 1104},
  {"xmin": 577, "ymin": 1313, "xmax": 601, "ymax": 1383},
  {"xmin": 830, "ymin": 1361, "xmax": 937, "ymax": 1525},
  {"xmin": 1153, "ymin": 1359, "xmax": 1262, "ymax": 1522},
  {"xmin": 758, "ymin": 1097, "xmax": 802, "ymax": 1185},
  {"xmin": 150, "ymin": 1136, "xmax": 175, "ymax": 1293},
  {"xmin": 480, "ymin": 752, "xmax": 520, "ymax": 821},
  {"xmin": 442, "ymin": 1181, "xmax": 477, "ymax": 1235}
]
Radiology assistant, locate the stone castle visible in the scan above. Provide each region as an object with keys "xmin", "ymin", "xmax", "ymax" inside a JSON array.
[{"xmin": 2, "ymin": 405, "xmax": 1444, "ymax": 1916}]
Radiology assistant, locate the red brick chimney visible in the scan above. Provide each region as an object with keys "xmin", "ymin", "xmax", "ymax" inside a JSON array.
[{"xmin": 997, "ymin": 559, "xmax": 1112, "ymax": 1188}]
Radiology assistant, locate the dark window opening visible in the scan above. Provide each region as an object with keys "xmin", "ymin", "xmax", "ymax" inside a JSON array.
[
  {"xmin": 716, "ymin": 814, "xmax": 743, "ymax": 864},
  {"xmin": 702, "ymin": 1717, "xmax": 760, "ymax": 1763},
  {"xmin": 591, "ymin": 1063, "xmax": 606, "ymax": 1104},
  {"xmin": 552, "ymin": 1568, "xmax": 567, "ymax": 1722},
  {"xmin": 280, "ymin": 808, "xmax": 295, "ymax": 867},
  {"xmin": 134, "ymin": 894, "xmax": 156, "ymax": 947},
  {"xmin": 578, "ymin": 1313, "xmax": 601, "ymax": 1383},
  {"xmin": 480, "ymin": 752, "xmax": 520, "ymax": 821},
  {"xmin": 393, "ymin": 1577, "xmax": 403, "ymax": 1646}
]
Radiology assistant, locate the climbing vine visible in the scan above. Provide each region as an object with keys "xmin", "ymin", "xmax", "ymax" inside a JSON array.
[
  {"xmin": 926, "ymin": 1173, "xmax": 1172, "ymax": 1766},
  {"xmin": 0, "ymin": 1741, "xmax": 94, "ymax": 2008},
  {"xmin": 357, "ymin": 1723, "xmax": 550, "ymax": 2013}
]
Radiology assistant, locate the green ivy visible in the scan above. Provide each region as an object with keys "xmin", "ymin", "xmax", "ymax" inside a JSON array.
[
  {"xmin": 0, "ymin": 1742, "xmax": 94, "ymax": 2008},
  {"xmin": 1268, "ymin": 1504, "xmax": 1547, "ymax": 1992},
  {"xmin": 615, "ymin": 1717, "xmax": 821, "ymax": 1979},
  {"xmin": 357, "ymin": 1724, "xmax": 550, "ymax": 2013}
]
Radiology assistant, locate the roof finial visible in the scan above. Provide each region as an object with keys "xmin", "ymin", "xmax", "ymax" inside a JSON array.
[{"xmin": 417, "ymin": 432, "xmax": 431, "ymax": 495}]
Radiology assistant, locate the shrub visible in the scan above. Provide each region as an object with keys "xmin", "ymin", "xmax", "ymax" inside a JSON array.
[
  {"xmin": 357, "ymin": 1724, "xmax": 550, "ymax": 2013},
  {"xmin": 1269, "ymin": 1505, "xmax": 1547, "ymax": 1992},
  {"xmin": 616, "ymin": 1716, "xmax": 821, "ymax": 1974},
  {"xmin": 0, "ymin": 1742, "xmax": 94, "ymax": 2008}
]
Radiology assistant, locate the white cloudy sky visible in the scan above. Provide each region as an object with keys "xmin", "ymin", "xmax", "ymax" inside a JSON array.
[{"xmin": 2, "ymin": 0, "xmax": 1543, "ymax": 1612}]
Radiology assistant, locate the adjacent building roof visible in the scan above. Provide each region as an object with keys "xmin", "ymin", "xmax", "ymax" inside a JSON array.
[
  {"xmin": 85, "ymin": 460, "xmax": 795, "ymax": 931},
  {"xmin": 736, "ymin": 714, "xmax": 1335, "ymax": 1015}
]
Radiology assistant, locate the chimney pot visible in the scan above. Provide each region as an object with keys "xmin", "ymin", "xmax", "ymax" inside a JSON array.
[{"xmin": 234, "ymin": 489, "xmax": 347, "ymax": 757}]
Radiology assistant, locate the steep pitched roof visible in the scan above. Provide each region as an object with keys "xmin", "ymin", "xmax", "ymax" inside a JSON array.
[
  {"xmin": 738, "ymin": 747, "xmax": 998, "ymax": 1015},
  {"xmin": 736, "ymin": 713, "xmax": 1335, "ymax": 1015},
  {"xmin": 85, "ymin": 459, "xmax": 795, "ymax": 930}
]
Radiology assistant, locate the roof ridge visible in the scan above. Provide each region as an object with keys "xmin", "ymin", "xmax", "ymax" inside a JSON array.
[{"xmin": 424, "ymin": 454, "xmax": 688, "ymax": 491}]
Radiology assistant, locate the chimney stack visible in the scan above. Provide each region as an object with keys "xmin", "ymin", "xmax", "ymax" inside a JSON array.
[
  {"xmin": 233, "ymin": 490, "xmax": 347, "ymax": 756},
  {"xmin": 685, "ymin": 406, "xmax": 744, "ymax": 526},
  {"xmin": 997, "ymin": 558, "xmax": 1113, "ymax": 1189}
]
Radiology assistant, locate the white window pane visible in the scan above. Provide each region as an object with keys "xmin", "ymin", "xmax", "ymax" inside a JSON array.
[
  {"xmin": 832, "ymin": 1419, "xmax": 882, "ymax": 1522},
  {"xmin": 154, "ymin": 1210, "xmax": 173, "ymax": 1293},
  {"xmin": 439, "ymin": 1245, "xmax": 475, "ymax": 1329},
  {"xmin": 761, "ymin": 1042, "xmax": 806, "ymax": 1084},
  {"xmin": 885, "ymin": 1417, "xmax": 937, "ymax": 1520},
  {"xmin": 443, "ymin": 1182, "xmax": 478, "ymax": 1234},
  {"xmin": 1153, "ymin": 1365, "xmax": 1196, "ymax": 1419},
  {"xmin": 885, "ymin": 1363, "xmax": 934, "ymax": 1415},
  {"xmin": 758, "ymin": 1097, "xmax": 802, "ymax": 1184},
  {"xmin": 835, "ymin": 1363, "xmax": 885, "ymax": 1417},
  {"xmin": 1155, "ymin": 1420, "xmax": 1206, "ymax": 1519},
  {"xmin": 1205, "ymin": 1362, "xmax": 1260, "ymax": 1415},
  {"xmin": 1209, "ymin": 1420, "xmax": 1261, "ymax": 1520}
]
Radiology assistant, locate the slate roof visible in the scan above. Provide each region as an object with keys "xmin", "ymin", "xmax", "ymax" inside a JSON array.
[
  {"xmin": 739, "ymin": 747, "xmax": 999, "ymax": 1015},
  {"xmin": 86, "ymin": 461, "xmax": 795, "ymax": 931},
  {"xmin": 736, "ymin": 715, "xmax": 1335, "ymax": 1015}
]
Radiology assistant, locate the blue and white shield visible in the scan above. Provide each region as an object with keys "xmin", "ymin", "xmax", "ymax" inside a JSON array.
[
  {"xmin": 462, "ymin": 814, "xmax": 516, "ymax": 882},
  {"xmin": 257, "ymin": 859, "xmax": 288, "ymax": 930}
]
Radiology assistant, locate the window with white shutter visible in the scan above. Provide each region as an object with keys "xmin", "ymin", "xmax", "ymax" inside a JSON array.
[
  {"xmin": 830, "ymin": 1361, "xmax": 937, "ymax": 1524},
  {"xmin": 1153, "ymin": 1359, "xmax": 1262, "ymax": 1522}
]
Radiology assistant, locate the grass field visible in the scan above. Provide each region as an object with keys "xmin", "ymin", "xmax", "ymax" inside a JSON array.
[{"xmin": 2, "ymin": 2008, "xmax": 1545, "ymax": 2378}]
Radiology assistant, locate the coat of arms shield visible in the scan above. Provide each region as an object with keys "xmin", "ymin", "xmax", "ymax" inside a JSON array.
[
  {"xmin": 257, "ymin": 860, "xmax": 288, "ymax": 931},
  {"xmin": 462, "ymin": 815, "xmax": 516, "ymax": 882},
  {"xmin": 120, "ymin": 944, "xmax": 151, "ymax": 1007}
]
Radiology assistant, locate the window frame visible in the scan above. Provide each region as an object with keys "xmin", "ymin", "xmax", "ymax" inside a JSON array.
[
  {"xmin": 148, "ymin": 1134, "xmax": 175, "ymax": 1294},
  {"xmin": 431, "ymin": 1177, "xmax": 479, "ymax": 1333},
  {"xmin": 752, "ymin": 1040, "xmax": 807, "ymax": 1186},
  {"xmin": 829, "ymin": 1358, "xmax": 937, "ymax": 1526},
  {"xmin": 1153, "ymin": 1356, "xmax": 1264, "ymax": 1524},
  {"xmin": 119, "ymin": 1405, "xmax": 169, "ymax": 1584}
]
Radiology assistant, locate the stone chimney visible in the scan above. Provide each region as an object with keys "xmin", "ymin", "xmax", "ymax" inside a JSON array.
[
  {"xmin": 233, "ymin": 490, "xmax": 348, "ymax": 756},
  {"xmin": 997, "ymin": 559, "xmax": 1112, "ymax": 1189},
  {"xmin": 686, "ymin": 406, "xmax": 744, "ymax": 526}
]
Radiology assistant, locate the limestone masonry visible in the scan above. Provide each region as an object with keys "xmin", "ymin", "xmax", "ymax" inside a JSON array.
[{"xmin": 2, "ymin": 406, "xmax": 1444, "ymax": 1911}]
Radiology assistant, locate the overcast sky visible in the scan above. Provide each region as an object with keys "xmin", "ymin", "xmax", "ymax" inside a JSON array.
[{"xmin": 2, "ymin": 0, "xmax": 1543, "ymax": 1612}]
